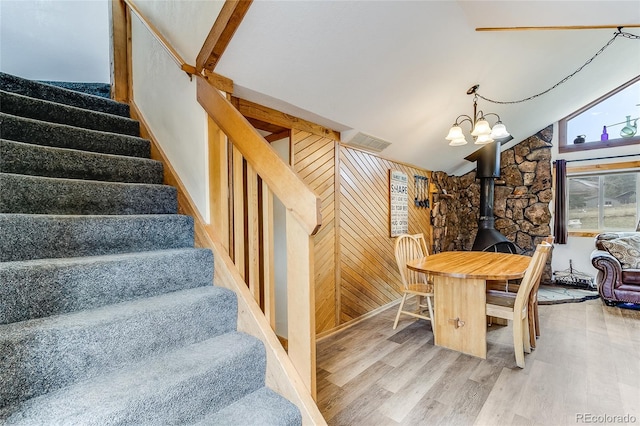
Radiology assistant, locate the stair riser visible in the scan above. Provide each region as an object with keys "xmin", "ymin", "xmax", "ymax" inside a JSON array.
[
  {"xmin": 198, "ymin": 387, "xmax": 303, "ymax": 426},
  {"xmin": 0, "ymin": 214, "xmax": 195, "ymax": 262},
  {"xmin": 0, "ymin": 173, "xmax": 177, "ymax": 215},
  {"xmin": 1, "ymin": 91, "xmax": 139, "ymax": 136},
  {"xmin": 3, "ymin": 333, "xmax": 266, "ymax": 424},
  {"xmin": 0, "ymin": 113, "xmax": 150, "ymax": 158},
  {"xmin": 99, "ymin": 347, "xmax": 266, "ymax": 425},
  {"xmin": 39, "ymin": 81, "xmax": 111, "ymax": 100},
  {"xmin": 0, "ymin": 140, "xmax": 163, "ymax": 184},
  {"xmin": 83, "ymin": 342, "xmax": 267, "ymax": 425},
  {"xmin": 0, "ymin": 248, "xmax": 213, "ymax": 324},
  {"xmin": 1, "ymin": 72, "xmax": 130, "ymax": 117},
  {"xmin": 0, "ymin": 286, "xmax": 237, "ymax": 409}
]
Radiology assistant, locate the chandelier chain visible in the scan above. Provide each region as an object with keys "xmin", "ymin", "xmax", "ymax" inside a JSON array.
[{"xmin": 475, "ymin": 29, "xmax": 639, "ymax": 105}]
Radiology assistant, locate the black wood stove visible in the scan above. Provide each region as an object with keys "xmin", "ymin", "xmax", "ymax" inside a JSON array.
[{"xmin": 465, "ymin": 141, "xmax": 518, "ymax": 254}]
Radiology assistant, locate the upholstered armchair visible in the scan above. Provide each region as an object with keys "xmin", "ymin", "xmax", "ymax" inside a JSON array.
[{"xmin": 591, "ymin": 232, "xmax": 640, "ymax": 306}]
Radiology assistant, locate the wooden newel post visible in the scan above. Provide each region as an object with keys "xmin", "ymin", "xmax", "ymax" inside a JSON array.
[
  {"xmin": 285, "ymin": 211, "xmax": 317, "ymax": 399},
  {"xmin": 109, "ymin": 0, "xmax": 130, "ymax": 103}
]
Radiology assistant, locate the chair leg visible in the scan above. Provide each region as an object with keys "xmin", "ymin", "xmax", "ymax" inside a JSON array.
[
  {"xmin": 526, "ymin": 298, "xmax": 535, "ymax": 349},
  {"xmin": 528, "ymin": 312, "xmax": 536, "ymax": 349},
  {"xmin": 513, "ymin": 319, "xmax": 526, "ymax": 368},
  {"xmin": 426, "ymin": 295, "xmax": 434, "ymax": 323},
  {"xmin": 393, "ymin": 293, "xmax": 408, "ymax": 329},
  {"xmin": 523, "ymin": 316, "xmax": 532, "ymax": 354},
  {"xmin": 416, "ymin": 295, "xmax": 424, "ymax": 314},
  {"xmin": 534, "ymin": 301, "xmax": 540, "ymax": 338}
]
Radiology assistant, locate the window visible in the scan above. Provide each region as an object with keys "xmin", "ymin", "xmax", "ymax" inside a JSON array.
[
  {"xmin": 567, "ymin": 171, "xmax": 639, "ymax": 231},
  {"xmin": 559, "ymin": 75, "xmax": 640, "ymax": 153}
]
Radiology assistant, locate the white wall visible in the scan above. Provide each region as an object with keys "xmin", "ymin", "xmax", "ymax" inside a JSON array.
[
  {"xmin": 131, "ymin": 16, "xmax": 209, "ymax": 219},
  {"xmin": 0, "ymin": 0, "xmax": 110, "ymax": 82},
  {"xmin": 132, "ymin": 0, "xmax": 224, "ymax": 65},
  {"xmin": 271, "ymin": 138, "xmax": 290, "ymax": 338},
  {"xmin": 549, "ymin": 122, "xmax": 640, "ymax": 281},
  {"xmin": 127, "ymin": 1, "xmax": 225, "ymax": 221}
]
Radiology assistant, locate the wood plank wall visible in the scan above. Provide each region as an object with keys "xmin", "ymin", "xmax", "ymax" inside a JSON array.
[
  {"xmin": 262, "ymin": 122, "xmax": 432, "ymax": 334},
  {"xmin": 338, "ymin": 146, "xmax": 432, "ymax": 324},
  {"xmin": 292, "ymin": 130, "xmax": 337, "ymax": 334}
]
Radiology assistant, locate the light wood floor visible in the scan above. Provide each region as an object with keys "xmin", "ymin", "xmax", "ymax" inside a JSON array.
[{"xmin": 316, "ymin": 298, "xmax": 640, "ymax": 426}]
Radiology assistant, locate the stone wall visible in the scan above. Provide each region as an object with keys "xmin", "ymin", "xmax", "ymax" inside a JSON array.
[
  {"xmin": 431, "ymin": 171, "xmax": 479, "ymax": 252},
  {"xmin": 431, "ymin": 125, "xmax": 554, "ymax": 280}
]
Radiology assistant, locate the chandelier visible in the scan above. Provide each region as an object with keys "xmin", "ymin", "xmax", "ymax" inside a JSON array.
[{"xmin": 445, "ymin": 85, "xmax": 511, "ymax": 146}]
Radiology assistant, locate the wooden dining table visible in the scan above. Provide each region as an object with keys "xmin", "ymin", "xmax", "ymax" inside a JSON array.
[{"xmin": 407, "ymin": 251, "xmax": 531, "ymax": 359}]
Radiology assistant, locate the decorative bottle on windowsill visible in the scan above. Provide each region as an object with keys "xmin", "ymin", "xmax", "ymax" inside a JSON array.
[
  {"xmin": 620, "ymin": 115, "xmax": 638, "ymax": 138},
  {"xmin": 601, "ymin": 126, "xmax": 608, "ymax": 141}
]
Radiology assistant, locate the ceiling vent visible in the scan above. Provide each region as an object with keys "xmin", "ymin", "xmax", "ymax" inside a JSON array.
[{"xmin": 344, "ymin": 132, "xmax": 392, "ymax": 153}]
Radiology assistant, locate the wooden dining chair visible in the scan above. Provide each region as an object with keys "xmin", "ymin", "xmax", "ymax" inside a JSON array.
[
  {"xmin": 393, "ymin": 233, "xmax": 434, "ymax": 330},
  {"xmin": 487, "ymin": 235, "xmax": 554, "ymax": 348},
  {"xmin": 529, "ymin": 236, "xmax": 554, "ymax": 344},
  {"xmin": 486, "ymin": 241, "xmax": 552, "ymax": 368}
]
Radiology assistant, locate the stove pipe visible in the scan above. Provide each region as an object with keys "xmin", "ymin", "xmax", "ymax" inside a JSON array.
[{"xmin": 465, "ymin": 142, "xmax": 518, "ymax": 253}]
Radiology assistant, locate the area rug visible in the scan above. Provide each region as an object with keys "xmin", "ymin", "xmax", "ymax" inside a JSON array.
[{"xmin": 537, "ymin": 284, "xmax": 600, "ymax": 305}]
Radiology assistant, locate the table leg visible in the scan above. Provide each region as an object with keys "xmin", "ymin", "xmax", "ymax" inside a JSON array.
[{"xmin": 434, "ymin": 276, "xmax": 487, "ymax": 358}]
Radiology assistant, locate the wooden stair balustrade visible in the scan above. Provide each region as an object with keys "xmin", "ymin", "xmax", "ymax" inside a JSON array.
[
  {"xmin": 112, "ymin": 0, "xmax": 325, "ymax": 422},
  {"xmin": 196, "ymin": 76, "xmax": 321, "ymax": 398}
]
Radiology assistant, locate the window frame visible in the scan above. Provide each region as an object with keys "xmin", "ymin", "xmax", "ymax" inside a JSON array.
[
  {"xmin": 558, "ymin": 75, "xmax": 640, "ymax": 154},
  {"xmin": 566, "ymin": 161, "xmax": 640, "ymax": 236}
]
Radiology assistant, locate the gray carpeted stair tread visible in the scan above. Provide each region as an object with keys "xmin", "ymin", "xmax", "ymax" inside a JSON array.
[
  {"xmin": 0, "ymin": 247, "xmax": 214, "ymax": 324},
  {"xmin": 195, "ymin": 387, "xmax": 302, "ymax": 426},
  {"xmin": 0, "ymin": 139, "xmax": 163, "ymax": 184},
  {"xmin": 0, "ymin": 173, "xmax": 177, "ymax": 215},
  {"xmin": 0, "ymin": 73, "xmax": 302, "ymax": 425},
  {"xmin": 0, "ymin": 285, "xmax": 238, "ymax": 410},
  {"xmin": 0, "ymin": 113, "xmax": 151, "ymax": 158},
  {"xmin": 0, "ymin": 90, "xmax": 139, "ymax": 136},
  {"xmin": 38, "ymin": 80, "xmax": 111, "ymax": 99},
  {"xmin": 1, "ymin": 72, "xmax": 129, "ymax": 117},
  {"xmin": 2, "ymin": 332, "xmax": 265, "ymax": 425},
  {"xmin": 0, "ymin": 213, "xmax": 195, "ymax": 261}
]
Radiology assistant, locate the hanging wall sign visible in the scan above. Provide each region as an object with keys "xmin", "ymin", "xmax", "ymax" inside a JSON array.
[{"xmin": 389, "ymin": 170, "xmax": 409, "ymax": 237}]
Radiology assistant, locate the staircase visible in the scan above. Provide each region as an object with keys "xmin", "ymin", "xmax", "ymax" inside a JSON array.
[{"xmin": 0, "ymin": 72, "xmax": 302, "ymax": 425}]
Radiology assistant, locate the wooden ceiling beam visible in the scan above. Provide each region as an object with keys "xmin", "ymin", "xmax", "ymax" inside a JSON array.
[
  {"xmin": 197, "ymin": 0, "xmax": 253, "ymax": 73},
  {"xmin": 203, "ymin": 69, "xmax": 234, "ymax": 94},
  {"xmin": 265, "ymin": 129, "xmax": 292, "ymax": 143},
  {"xmin": 246, "ymin": 117, "xmax": 288, "ymax": 134},
  {"xmin": 476, "ymin": 24, "xmax": 640, "ymax": 31},
  {"xmin": 232, "ymin": 96, "xmax": 341, "ymax": 141}
]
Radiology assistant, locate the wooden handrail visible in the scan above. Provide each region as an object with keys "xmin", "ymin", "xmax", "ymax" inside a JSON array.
[
  {"xmin": 123, "ymin": 0, "xmax": 196, "ymax": 75},
  {"xmin": 196, "ymin": 75, "xmax": 322, "ymax": 236}
]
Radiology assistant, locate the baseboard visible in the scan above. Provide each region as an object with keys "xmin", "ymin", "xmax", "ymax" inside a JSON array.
[{"xmin": 316, "ymin": 299, "xmax": 400, "ymax": 341}]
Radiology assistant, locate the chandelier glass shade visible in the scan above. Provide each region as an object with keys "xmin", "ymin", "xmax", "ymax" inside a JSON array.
[
  {"xmin": 444, "ymin": 125, "xmax": 464, "ymax": 140},
  {"xmin": 446, "ymin": 86, "xmax": 510, "ymax": 146},
  {"xmin": 470, "ymin": 119, "xmax": 491, "ymax": 137}
]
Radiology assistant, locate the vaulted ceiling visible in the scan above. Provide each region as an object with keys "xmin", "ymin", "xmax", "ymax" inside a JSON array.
[{"xmin": 215, "ymin": 1, "xmax": 640, "ymax": 175}]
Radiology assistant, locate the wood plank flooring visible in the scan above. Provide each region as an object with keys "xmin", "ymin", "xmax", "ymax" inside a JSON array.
[{"xmin": 316, "ymin": 298, "xmax": 640, "ymax": 425}]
